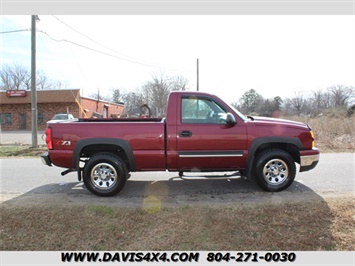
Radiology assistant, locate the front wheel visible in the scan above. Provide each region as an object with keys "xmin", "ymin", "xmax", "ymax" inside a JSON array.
[
  {"xmin": 253, "ymin": 149, "xmax": 296, "ymax": 192},
  {"xmin": 83, "ymin": 153, "xmax": 128, "ymax": 197}
]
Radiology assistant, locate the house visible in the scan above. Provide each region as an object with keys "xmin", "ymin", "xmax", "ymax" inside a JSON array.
[{"xmin": 0, "ymin": 89, "xmax": 124, "ymax": 131}]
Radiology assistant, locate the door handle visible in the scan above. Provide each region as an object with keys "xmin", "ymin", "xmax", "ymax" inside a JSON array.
[{"xmin": 179, "ymin": 130, "xmax": 192, "ymax": 137}]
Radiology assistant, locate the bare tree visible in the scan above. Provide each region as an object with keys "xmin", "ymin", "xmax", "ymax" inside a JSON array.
[
  {"xmin": 287, "ymin": 91, "xmax": 306, "ymax": 116},
  {"xmin": 0, "ymin": 63, "xmax": 69, "ymax": 90},
  {"xmin": 169, "ymin": 75, "xmax": 189, "ymax": 91},
  {"xmin": 0, "ymin": 64, "xmax": 30, "ymax": 90},
  {"xmin": 328, "ymin": 85, "xmax": 354, "ymax": 107},
  {"xmin": 310, "ymin": 86, "xmax": 354, "ymax": 116},
  {"xmin": 312, "ymin": 90, "xmax": 323, "ymax": 114},
  {"xmin": 150, "ymin": 74, "xmax": 171, "ymax": 116},
  {"xmin": 119, "ymin": 73, "xmax": 189, "ymax": 117},
  {"xmin": 120, "ymin": 91, "xmax": 145, "ymax": 117},
  {"xmin": 311, "ymin": 89, "xmax": 332, "ymax": 115}
]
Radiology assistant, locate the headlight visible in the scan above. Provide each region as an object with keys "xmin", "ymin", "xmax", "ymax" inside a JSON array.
[{"xmin": 310, "ymin": 130, "xmax": 315, "ymax": 148}]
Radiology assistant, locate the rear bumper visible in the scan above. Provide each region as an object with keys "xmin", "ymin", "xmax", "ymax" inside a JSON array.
[
  {"xmin": 299, "ymin": 148, "xmax": 320, "ymax": 172},
  {"xmin": 41, "ymin": 152, "xmax": 52, "ymax": 166}
]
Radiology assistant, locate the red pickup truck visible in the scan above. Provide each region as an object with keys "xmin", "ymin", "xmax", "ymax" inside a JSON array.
[{"xmin": 41, "ymin": 91, "xmax": 319, "ymax": 196}]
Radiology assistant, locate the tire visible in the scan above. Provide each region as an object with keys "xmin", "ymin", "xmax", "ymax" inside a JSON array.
[
  {"xmin": 83, "ymin": 153, "xmax": 128, "ymax": 197},
  {"xmin": 253, "ymin": 149, "xmax": 296, "ymax": 192}
]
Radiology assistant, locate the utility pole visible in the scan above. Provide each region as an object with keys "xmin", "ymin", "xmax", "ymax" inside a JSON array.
[
  {"xmin": 31, "ymin": 15, "xmax": 38, "ymax": 148},
  {"xmin": 96, "ymin": 88, "xmax": 100, "ymax": 112},
  {"xmin": 196, "ymin": 58, "xmax": 199, "ymax": 91}
]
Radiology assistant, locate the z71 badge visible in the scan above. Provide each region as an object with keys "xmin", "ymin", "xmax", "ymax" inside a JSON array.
[{"xmin": 61, "ymin": 140, "xmax": 71, "ymax": 146}]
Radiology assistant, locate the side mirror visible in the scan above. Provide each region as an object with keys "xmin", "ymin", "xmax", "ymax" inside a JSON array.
[{"xmin": 226, "ymin": 113, "xmax": 237, "ymax": 127}]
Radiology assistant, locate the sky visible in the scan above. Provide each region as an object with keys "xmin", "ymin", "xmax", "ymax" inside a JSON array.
[{"xmin": 1, "ymin": 15, "xmax": 354, "ymax": 104}]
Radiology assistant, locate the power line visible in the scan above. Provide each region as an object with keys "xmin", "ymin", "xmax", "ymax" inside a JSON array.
[
  {"xmin": 37, "ymin": 29, "xmax": 184, "ymax": 72},
  {"xmin": 52, "ymin": 16, "xmax": 126, "ymax": 57},
  {"xmin": 50, "ymin": 16, "xmax": 184, "ymax": 72},
  {"xmin": 0, "ymin": 21, "xmax": 194, "ymax": 73},
  {"xmin": 37, "ymin": 30, "xmax": 186, "ymax": 71},
  {"xmin": 0, "ymin": 29, "xmax": 31, "ymax": 34}
]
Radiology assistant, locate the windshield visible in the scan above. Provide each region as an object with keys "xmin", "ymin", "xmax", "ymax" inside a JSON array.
[
  {"xmin": 217, "ymin": 94, "xmax": 247, "ymax": 122},
  {"xmin": 226, "ymin": 103, "xmax": 248, "ymax": 122}
]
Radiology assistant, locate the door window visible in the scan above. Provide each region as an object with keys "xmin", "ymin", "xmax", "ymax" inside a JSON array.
[{"xmin": 181, "ymin": 97, "xmax": 227, "ymax": 124}]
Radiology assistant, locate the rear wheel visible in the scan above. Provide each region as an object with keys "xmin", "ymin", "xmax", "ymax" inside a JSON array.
[
  {"xmin": 83, "ymin": 153, "xmax": 127, "ymax": 196},
  {"xmin": 253, "ymin": 149, "xmax": 296, "ymax": 192}
]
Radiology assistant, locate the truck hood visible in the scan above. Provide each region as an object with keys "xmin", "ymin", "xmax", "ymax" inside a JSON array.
[{"xmin": 248, "ymin": 116, "xmax": 308, "ymax": 129}]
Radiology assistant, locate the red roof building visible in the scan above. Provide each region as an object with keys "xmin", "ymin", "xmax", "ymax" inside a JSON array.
[{"xmin": 0, "ymin": 89, "xmax": 124, "ymax": 131}]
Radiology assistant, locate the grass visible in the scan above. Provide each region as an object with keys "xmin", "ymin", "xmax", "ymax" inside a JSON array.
[
  {"xmin": 285, "ymin": 115, "xmax": 355, "ymax": 152},
  {"xmin": 0, "ymin": 145, "xmax": 46, "ymax": 157},
  {"xmin": 1, "ymin": 197, "xmax": 354, "ymax": 251}
]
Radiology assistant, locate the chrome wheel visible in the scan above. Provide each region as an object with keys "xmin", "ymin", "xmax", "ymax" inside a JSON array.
[
  {"xmin": 254, "ymin": 149, "xmax": 296, "ymax": 192},
  {"xmin": 90, "ymin": 163, "xmax": 118, "ymax": 190},
  {"xmin": 262, "ymin": 159, "xmax": 289, "ymax": 185},
  {"xmin": 83, "ymin": 153, "xmax": 128, "ymax": 197}
]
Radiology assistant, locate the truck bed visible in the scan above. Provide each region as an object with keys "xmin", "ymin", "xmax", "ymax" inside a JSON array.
[
  {"xmin": 77, "ymin": 117, "xmax": 164, "ymax": 123},
  {"xmin": 48, "ymin": 119, "xmax": 167, "ymax": 170}
]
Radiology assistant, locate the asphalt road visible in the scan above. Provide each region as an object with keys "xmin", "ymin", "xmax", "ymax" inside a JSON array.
[{"xmin": 0, "ymin": 153, "xmax": 354, "ymax": 206}]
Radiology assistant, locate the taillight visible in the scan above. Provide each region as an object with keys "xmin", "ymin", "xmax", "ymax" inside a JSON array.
[{"xmin": 45, "ymin": 127, "xmax": 53, "ymax": 150}]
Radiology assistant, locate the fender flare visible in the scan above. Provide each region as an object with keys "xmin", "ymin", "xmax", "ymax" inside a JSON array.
[
  {"xmin": 72, "ymin": 138, "xmax": 136, "ymax": 172},
  {"xmin": 245, "ymin": 137, "xmax": 303, "ymax": 178}
]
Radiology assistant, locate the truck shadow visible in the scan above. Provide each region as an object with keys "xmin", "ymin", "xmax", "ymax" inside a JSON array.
[
  {"xmin": 1, "ymin": 175, "xmax": 337, "ymax": 251},
  {"xmin": 0, "ymin": 173, "xmax": 328, "ymax": 209}
]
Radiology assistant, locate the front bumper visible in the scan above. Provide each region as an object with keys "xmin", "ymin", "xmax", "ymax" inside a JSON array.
[
  {"xmin": 41, "ymin": 152, "xmax": 52, "ymax": 166},
  {"xmin": 299, "ymin": 148, "xmax": 320, "ymax": 172}
]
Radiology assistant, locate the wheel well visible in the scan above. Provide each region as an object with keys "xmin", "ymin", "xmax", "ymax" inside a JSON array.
[
  {"xmin": 80, "ymin": 144, "xmax": 131, "ymax": 171},
  {"xmin": 254, "ymin": 143, "xmax": 300, "ymax": 164}
]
